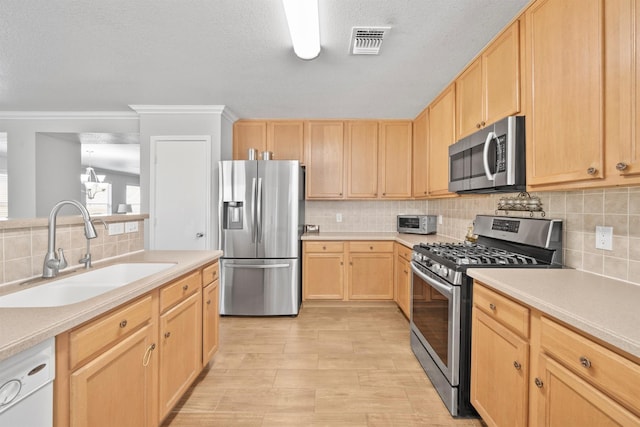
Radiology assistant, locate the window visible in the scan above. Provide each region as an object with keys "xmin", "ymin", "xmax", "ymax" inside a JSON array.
[{"xmin": 126, "ymin": 185, "xmax": 140, "ymax": 214}]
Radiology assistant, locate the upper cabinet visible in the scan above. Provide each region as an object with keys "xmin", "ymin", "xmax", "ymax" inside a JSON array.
[
  {"xmin": 234, "ymin": 120, "xmax": 304, "ymax": 162},
  {"xmin": 345, "ymin": 121, "xmax": 379, "ymax": 198},
  {"xmin": 305, "ymin": 121, "xmax": 345, "ymax": 199},
  {"xmin": 525, "ymin": 0, "xmax": 604, "ymax": 187},
  {"xmin": 456, "ymin": 22, "xmax": 521, "ymax": 140},
  {"xmin": 412, "ymin": 108, "xmax": 429, "ymax": 198},
  {"xmin": 379, "ymin": 121, "xmax": 413, "ymax": 199},
  {"xmin": 428, "ymin": 84, "xmax": 458, "ymax": 198}
]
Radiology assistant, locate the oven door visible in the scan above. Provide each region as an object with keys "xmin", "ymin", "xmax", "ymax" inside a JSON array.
[{"xmin": 410, "ymin": 261, "xmax": 460, "ymax": 386}]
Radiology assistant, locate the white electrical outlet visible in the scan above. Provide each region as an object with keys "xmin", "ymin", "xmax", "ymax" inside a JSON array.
[
  {"xmin": 108, "ymin": 222, "xmax": 125, "ymax": 236},
  {"xmin": 595, "ymin": 226, "xmax": 613, "ymax": 251},
  {"xmin": 438, "ymin": 215, "xmax": 443, "ymax": 225},
  {"xmin": 336, "ymin": 213, "xmax": 342, "ymax": 223},
  {"xmin": 125, "ymin": 222, "xmax": 138, "ymax": 233}
]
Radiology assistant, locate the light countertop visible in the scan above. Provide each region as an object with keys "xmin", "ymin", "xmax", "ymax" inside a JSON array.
[
  {"xmin": 468, "ymin": 268, "xmax": 640, "ymax": 360},
  {"xmin": 302, "ymin": 232, "xmax": 460, "ymax": 248},
  {"xmin": 0, "ymin": 250, "xmax": 222, "ymax": 361}
]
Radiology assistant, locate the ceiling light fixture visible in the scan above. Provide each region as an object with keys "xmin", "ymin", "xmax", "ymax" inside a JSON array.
[
  {"xmin": 81, "ymin": 150, "xmax": 107, "ymax": 199},
  {"xmin": 282, "ymin": 0, "xmax": 320, "ymax": 60}
]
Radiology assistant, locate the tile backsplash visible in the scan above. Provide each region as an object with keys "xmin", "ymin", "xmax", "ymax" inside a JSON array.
[
  {"xmin": 305, "ymin": 187, "xmax": 640, "ymax": 285},
  {"xmin": 0, "ymin": 220, "xmax": 144, "ymax": 285}
]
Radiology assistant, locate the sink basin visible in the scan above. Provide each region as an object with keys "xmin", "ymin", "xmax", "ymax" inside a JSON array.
[{"xmin": 0, "ymin": 263, "xmax": 176, "ymax": 308}]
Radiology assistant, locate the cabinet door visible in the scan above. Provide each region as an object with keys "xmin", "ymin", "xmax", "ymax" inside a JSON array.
[
  {"xmin": 233, "ymin": 121, "xmax": 267, "ymax": 160},
  {"xmin": 70, "ymin": 325, "xmax": 157, "ymax": 427},
  {"xmin": 267, "ymin": 121, "xmax": 304, "ymax": 163},
  {"xmin": 526, "ymin": 0, "xmax": 604, "ymax": 186},
  {"xmin": 471, "ymin": 308, "xmax": 529, "ymax": 427},
  {"xmin": 348, "ymin": 252, "xmax": 394, "ymax": 300},
  {"xmin": 159, "ymin": 291, "xmax": 202, "ymax": 420},
  {"xmin": 345, "ymin": 121, "xmax": 379, "ymax": 198},
  {"xmin": 484, "ymin": 21, "xmax": 520, "ymax": 128},
  {"xmin": 428, "ymin": 85, "xmax": 457, "ymax": 197},
  {"xmin": 456, "ymin": 58, "xmax": 484, "ymax": 140},
  {"xmin": 395, "ymin": 253, "xmax": 410, "ymax": 317},
  {"xmin": 303, "ymin": 251, "xmax": 345, "ymax": 300},
  {"xmin": 412, "ymin": 108, "xmax": 429, "ymax": 198},
  {"xmin": 202, "ymin": 280, "xmax": 219, "ymax": 364},
  {"xmin": 379, "ymin": 121, "xmax": 412, "ymax": 199},
  {"xmin": 305, "ymin": 121, "xmax": 345, "ymax": 199},
  {"xmin": 534, "ymin": 355, "xmax": 640, "ymax": 426}
]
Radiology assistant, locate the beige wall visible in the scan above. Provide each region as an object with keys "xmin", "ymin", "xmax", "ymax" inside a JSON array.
[
  {"xmin": 306, "ymin": 187, "xmax": 640, "ymax": 285},
  {"xmin": 0, "ymin": 220, "xmax": 144, "ymax": 285}
]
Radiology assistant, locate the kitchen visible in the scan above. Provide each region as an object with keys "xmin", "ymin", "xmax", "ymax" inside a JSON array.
[{"xmin": 1, "ymin": 0, "xmax": 640, "ymax": 426}]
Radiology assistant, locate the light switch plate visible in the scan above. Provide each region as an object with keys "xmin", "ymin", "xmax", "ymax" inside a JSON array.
[
  {"xmin": 595, "ymin": 226, "xmax": 613, "ymax": 250},
  {"xmin": 336, "ymin": 213, "xmax": 342, "ymax": 223},
  {"xmin": 108, "ymin": 222, "xmax": 125, "ymax": 235},
  {"xmin": 125, "ymin": 222, "xmax": 138, "ymax": 233}
]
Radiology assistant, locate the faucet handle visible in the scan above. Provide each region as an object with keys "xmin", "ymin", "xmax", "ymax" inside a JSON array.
[{"xmin": 57, "ymin": 248, "xmax": 68, "ymax": 270}]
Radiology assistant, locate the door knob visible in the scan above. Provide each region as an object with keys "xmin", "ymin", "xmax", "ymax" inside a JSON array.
[{"xmin": 196, "ymin": 233, "xmax": 204, "ymax": 238}]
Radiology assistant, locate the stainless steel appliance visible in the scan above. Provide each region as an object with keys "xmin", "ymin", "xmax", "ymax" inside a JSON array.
[
  {"xmin": 449, "ymin": 116, "xmax": 525, "ymax": 193},
  {"xmin": 410, "ymin": 215, "xmax": 562, "ymax": 417},
  {"xmin": 397, "ymin": 214, "xmax": 437, "ymax": 235},
  {"xmin": 218, "ymin": 160, "xmax": 305, "ymax": 316}
]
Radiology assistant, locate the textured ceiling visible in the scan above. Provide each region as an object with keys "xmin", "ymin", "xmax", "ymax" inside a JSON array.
[{"xmin": 0, "ymin": 0, "xmax": 529, "ymax": 119}]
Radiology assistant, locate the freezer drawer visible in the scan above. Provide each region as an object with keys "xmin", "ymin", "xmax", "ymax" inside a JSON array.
[{"xmin": 220, "ymin": 258, "xmax": 300, "ymax": 316}]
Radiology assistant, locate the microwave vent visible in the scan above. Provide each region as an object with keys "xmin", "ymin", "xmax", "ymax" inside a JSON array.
[{"xmin": 350, "ymin": 27, "xmax": 390, "ymax": 55}]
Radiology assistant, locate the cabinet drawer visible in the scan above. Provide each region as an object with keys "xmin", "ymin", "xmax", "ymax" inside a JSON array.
[
  {"xmin": 473, "ymin": 282, "xmax": 529, "ymax": 338},
  {"xmin": 160, "ymin": 270, "xmax": 201, "ymax": 312},
  {"xmin": 69, "ymin": 294, "xmax": 153, "ymax": 369},
  {"xmin": 350, "ymin": 241, "xmax": 394, "ymax": 253},
  {"xmin": 397, "ymin": 244, "xmax": 412, "ymax": 261},
  {"xmin": 304, "ymin": 241, "xmax": 344, "ymax": 253},
  {"xmin": 202, "ymin": 262, "xmax": 219, "ymax": 286},
  {"xmin": 541, "ymin": 316, "xmax": 640, "ymax": 415}
]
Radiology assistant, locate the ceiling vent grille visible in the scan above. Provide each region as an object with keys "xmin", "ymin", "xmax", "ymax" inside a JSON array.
[{"xmin": 350, "ymin": 27, "xmax": 390, "ymax": 55}]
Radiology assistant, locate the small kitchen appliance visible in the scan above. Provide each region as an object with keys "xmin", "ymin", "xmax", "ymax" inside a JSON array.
[
  {"xmin": 410, "ymin": 215, "xmax": 562, "ymax": 417},
  {"xmin": 397, "ymin": 214, "xmax": 437, "ymax": 235}
]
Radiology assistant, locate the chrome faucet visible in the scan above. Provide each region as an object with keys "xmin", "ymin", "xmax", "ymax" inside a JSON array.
[
  {"xmin": 42, "ymin": 200, "xmax": 98, "ymax": 278},
  {"xmin": 79, "ymin": 218, "xmax": 108, "ymax": 269}
]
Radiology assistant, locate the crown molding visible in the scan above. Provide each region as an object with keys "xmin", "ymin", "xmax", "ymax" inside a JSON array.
[
  {"xmin": 128, "ymin": 105, "xmax": 233, "ymax": 116},
  {"xmin": 0, "ymin": 111, "xmax": 139, "ymax": 120}
]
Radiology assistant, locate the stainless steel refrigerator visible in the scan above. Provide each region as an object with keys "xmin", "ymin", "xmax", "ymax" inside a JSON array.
[{"xmin": 218, "ymin": 160, "xmax": 305, "ymax": 316}]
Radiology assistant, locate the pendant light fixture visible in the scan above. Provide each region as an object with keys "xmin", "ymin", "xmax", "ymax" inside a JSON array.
[
  {"xmin": 81, "ymin": 150, "xmax": 106, "ymax": 199},
  {"xmin": 282, "ymin": 0, "xmax": 321, "ymax": 60}
]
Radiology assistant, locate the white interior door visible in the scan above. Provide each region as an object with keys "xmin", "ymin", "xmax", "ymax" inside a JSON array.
[{"xmin": 150, "ymin": 136, "xmax": 211, "ymax": 250}]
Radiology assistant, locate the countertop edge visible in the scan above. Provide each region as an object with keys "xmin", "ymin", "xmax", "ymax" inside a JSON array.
[
  {"xmin": 0, "ymin": 250, "xmax": 222, "ymax": 361},
  {"xmin": 302, "ymin": 232, "xmax": 459, "ymax": 247}
]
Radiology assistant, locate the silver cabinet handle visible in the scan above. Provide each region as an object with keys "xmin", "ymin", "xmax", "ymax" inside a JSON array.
[
  {"xmin": 489, "ymin": 303, "xmax": 496, "ymax": 310},
  {"xmin": 534, "ymin": 377, "xmax": 543, "ymax": 388},
  {"xmin": 587, "ymin": 167, "xmax": 597, "ymax": 175},
  {"xmin": 579, "ymin": 356, "xmax": 592, "ymax": 368},
  {"xmin": 513, "ymin": 361, "xmax": 521, "ymax": 370},
  {"xmin": 616, "ymin": 162, "xmax": 628, "ymax": 171}
]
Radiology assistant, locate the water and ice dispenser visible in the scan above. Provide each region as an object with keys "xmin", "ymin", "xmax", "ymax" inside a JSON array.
[{"xmin": 223, "ymin": 202, "xmax": 243, "ymax": 230}]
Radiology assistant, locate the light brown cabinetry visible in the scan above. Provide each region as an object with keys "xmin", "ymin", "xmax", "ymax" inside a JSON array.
[
  {"xmin": 378, "ymin": 121, "xmax": 413, "ymax": 199},
  {"xmin": 233, "ymin": 120, "xmax": 304, "ymax": 162},
  {"xmin": 233, "ymin": 121, "xmax": 267, "ymax": 160},
  {"xmin": 303, "ymin": 241, "xmax": 394, "ymax": 301},
  {"xmin": 394, "ymin": 243, "xmax": 412, "ymax": 318},
  {"xmin": 202, "ymin": 262, "xmax": 220, "ymax": 363},
  {"xmin": 428, "ymin": 85, "xmax": 458, "ymax": 198},
  {"xmin": 345, "ymin": 121, "xmax": 379, "ymax": 198},
  {"xmin": 471, "ymin": 284, "xmax": 529, "ymax": 427},
  {"xmin": 525, "ymin": 0, "xmax": 604, "ymax": 187},
  {"xmin": 305, "ymin": 121, "xmax": 345, "ymax": 199},
  {"xmin": 412, "ymin": 108, "xmax": 429, "ymax": 198},
  {"xmin": 456, "ymin": 22, "xmax": 520, "ymax": 140}
]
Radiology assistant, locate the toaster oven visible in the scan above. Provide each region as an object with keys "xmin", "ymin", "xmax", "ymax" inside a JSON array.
[{"xmin": 397, "ymin": 215, "xmax": 437, "ymax": 235}]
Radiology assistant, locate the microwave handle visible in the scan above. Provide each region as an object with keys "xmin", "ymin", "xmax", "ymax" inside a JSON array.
[{"xmin": 483, "ymin": 131, "xmax": 497, "ymax": 181}]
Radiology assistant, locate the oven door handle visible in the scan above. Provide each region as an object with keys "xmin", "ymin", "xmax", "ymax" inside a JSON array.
[
  {"xmin": 411, "ymin": 262, "xmax": 453, "ymax": 298},
  {"xmin": 483, "ymin": 131, "xmax": 497, "ymax": 181}
]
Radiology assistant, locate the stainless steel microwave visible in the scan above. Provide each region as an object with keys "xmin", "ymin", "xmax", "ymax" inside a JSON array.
[
  {"xmin": 448, "ymin": 116, "xmax": 526, "ymax": 193},
  {"xmin": 397, "ymin": 215, "xmax": 437, "ymax": 235}
]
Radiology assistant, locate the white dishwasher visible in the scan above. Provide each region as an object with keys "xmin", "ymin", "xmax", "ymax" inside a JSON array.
[{"xmin": 0, "ymin": 337, "xmax": 55, "ymax": 427}]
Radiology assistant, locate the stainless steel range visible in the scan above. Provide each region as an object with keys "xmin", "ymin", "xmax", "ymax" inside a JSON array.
[{"xmin": 410, "ymin": 215, "xmax": 563, "ymax": 417}]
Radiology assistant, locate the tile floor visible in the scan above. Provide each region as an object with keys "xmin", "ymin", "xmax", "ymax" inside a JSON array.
[{"xmin": 162, "ymin": 302, "xmax": 485, "ymax": 427}]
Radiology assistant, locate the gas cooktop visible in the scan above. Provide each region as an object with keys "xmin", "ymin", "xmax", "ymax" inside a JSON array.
[{"xmin": 415, "ymin": 242, "xmax": 540, "ymax": 266}]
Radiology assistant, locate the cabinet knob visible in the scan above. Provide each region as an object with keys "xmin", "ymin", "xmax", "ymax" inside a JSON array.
[
  {"xmin": 579, "ymin": 356, "xmax": 592, "ymax": 369},
  {"xmin": 587, "ymin": 167, "xmax": 598, "ymax": 175},
  {"xmin": 616, "ymin": 162, "xmax": 628, "ymax": 171},
  {"xmin": 383, "ymin": 193, "xmax": 386, "ymax": 196},
  {"xmin": 322, "ymin": 246, "xmax": 326, "ymax": 250},
  {"xmin": 403, "ymin": 270, "xmax": 408, "ymax": 274},
  {"xmin": 534, "ymin": 377, "xmax": 544, "ymax": 388},
  {"xmin": 350, "ymin": 262, "xmax": 353, "ymax": 266},
  {"xmin": 476, "ymin": 123, "xmax": 482, "ymax": 129},
  {"xmin": 183, "ymin": 285, "xmax": 189, "ymax": 291},
  {"xmin": 513, "ymin": 361, "xmax": 522, "ymax": 370},
  {"xmin": 206, "ymin": 300, "xmax": 212, "ymax": 305},
  {"xmin": 369, "ymin": 246, "xmax": 373, "ymax": 250},
  {"xmin": 489, "ymin": 303, "xmax": 496, "ymax": 311},
  {"xmin": 480, "ymin": 121, "xmax": 486, "ymax": 126},
  {"xmin": 119, "ymin": 320, "xmax": 128, "ymax": 328},
  {"xmin": 340, "ymin": 261, "xmax": 343, "ymax": 265},
  {"xmin": 164, "ymin": 332, "xmax": 171, "ymax": 339},
  {"xmin": 339, "ymin": 193, "xmax": 343, "ymax": 196}
]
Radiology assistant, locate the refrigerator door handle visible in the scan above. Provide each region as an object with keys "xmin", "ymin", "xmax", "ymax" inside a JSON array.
[
  {"xmin": 257, "ymin": 177, "xmax": 263, "ymax": 243},
  {"xmin": 250, "ymin": 177, "xmax": 257, "ymax": 243},
  {"xmin": 225, "ymin": 263, "xmax": 290, "ymax": 269}
]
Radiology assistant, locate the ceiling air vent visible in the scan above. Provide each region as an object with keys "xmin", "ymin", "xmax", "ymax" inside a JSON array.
[{"xmin": 350, "ymin": 27, "xmax": 390, "ymax": 55}]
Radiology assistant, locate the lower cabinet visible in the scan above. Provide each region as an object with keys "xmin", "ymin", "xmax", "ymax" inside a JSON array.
[
  {"xmin": 348, "ymin": 242, "xmax": 394, "ymax": 300},
  {"xmin": 303, "ymin": 242, "xmax": 346, "ymax": 300},
  {"xmin": 471, "ymin": 280, "xmax": 640, "ymax": 427},
  {"xmin": 54, "ymin": 261, "xmax": 219, "ymax": 427},
  {"xmin": 394, "ymin": 243, "xmax": 412, "ymax": 318}
]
